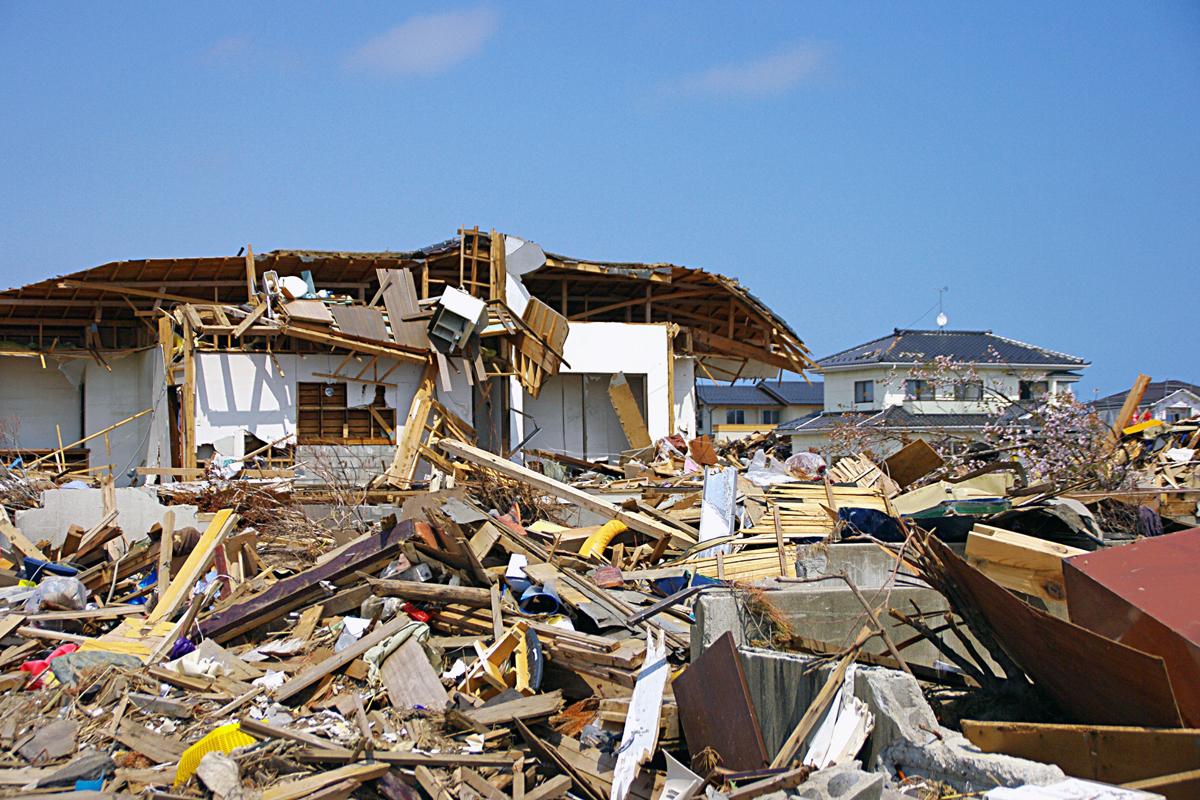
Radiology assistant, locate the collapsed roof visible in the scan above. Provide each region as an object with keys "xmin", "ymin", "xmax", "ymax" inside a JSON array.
[{"xmin": 0, "ymin": 228, "xmax": 816, "ymax": 380}]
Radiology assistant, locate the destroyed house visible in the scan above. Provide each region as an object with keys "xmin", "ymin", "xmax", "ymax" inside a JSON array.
[{"xmin": 0, "ymin": 228, "xmax": 815, "ymax": 488}]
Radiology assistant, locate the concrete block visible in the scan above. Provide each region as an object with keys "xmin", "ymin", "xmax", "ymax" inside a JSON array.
[
  {"xmin": 794, "ymin": 543, "xmax": 912, "ymax": 589},
  {"xmin": 693, "ymin": 584, "xmax": 967, "ymax": 671},
  {"xmin": 736, "ymin": 647, "xmax": 1064, "ymax": 793},
  {"xmin": 790, "ymin": 761, "xmax": 883, "ymax": 800},
  {"xmin": 15, "ymin": 487, "xmax": 200, "ymax": 548}
]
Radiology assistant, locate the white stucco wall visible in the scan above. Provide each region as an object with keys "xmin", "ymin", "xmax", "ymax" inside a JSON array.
[
  {"xmin": 519, "ymin": 322, "xmax": 672, "ymax": 459},
  {"xmin": 82, "ymin": 350, "xmax": 158, "ymax": 484},
  {"xmin": 0, "ymin": 355, "xmax": 82, "ymax": 449},
  {"xmin": 822, "ymin": 365, "xmax": 1066, "ymax": 415},
  {"xmin": 194, "ymin": 352, "xmax": 466, "ymax": 459}
]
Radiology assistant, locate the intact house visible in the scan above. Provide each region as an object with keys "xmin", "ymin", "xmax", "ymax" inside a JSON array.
[
  {"xmin": 695, "ymin": 380, "xmax": 823, "ymax": 441},
  {"xmin": 1092, "ymin": 380, "xmax": 1200, "ymax": 427},
  {"xmin": 778, "ymin": 328, "xmax": 1089, "ymax": 458},
  {"xmin": 0, "ymin": 228, "xmax": 815, "ymax": 489}
]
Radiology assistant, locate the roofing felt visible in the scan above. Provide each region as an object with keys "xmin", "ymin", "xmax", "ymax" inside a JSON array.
[
  {"xmin": 696, "ymin": 380, "xmax": 824, "ymax": 407},
  {"xmin": 817, "ymin": 329, "xmax": 1088, "ymax": 369},
  {"xmin": 1092, "ymin": 380, "xmax": 1200, "ymax": 410}
]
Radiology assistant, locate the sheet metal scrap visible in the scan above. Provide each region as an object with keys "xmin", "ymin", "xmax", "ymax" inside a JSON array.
[{"xmin": 1063, "ymin": 527, "xmax": 1200, "ymax": 726}]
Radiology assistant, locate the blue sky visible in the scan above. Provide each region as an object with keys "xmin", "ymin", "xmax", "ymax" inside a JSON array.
[{"xmin": 1, "ymin": 2, "xmax": 1196, "ymax": 397}]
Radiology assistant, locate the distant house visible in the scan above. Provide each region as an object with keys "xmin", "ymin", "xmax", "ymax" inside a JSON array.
[
  {"xmin": 696, "ymin": 380, "xmax": 823, "ymax": 441},
  {"xmin": 779, "ymin": 328, "xmax": 1089, "ymax": 456},
  {"xmin": 1092, "ymin": 380, "xmax": 1200, "ymax": 427}
]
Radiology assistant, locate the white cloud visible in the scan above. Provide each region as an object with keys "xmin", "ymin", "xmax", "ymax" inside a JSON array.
[
  {"xmin": 673, "ymin": 43, "xmax": 828, "ymax": 98},
  {"xmin": 345, "ymin": 6, "xmax": 498, "ymax": 77}
]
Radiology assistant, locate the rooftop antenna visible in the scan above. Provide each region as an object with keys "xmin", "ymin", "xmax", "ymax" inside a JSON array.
[{"xmin": 935, "ymin": 286, "xmax": 949, "ymax": 328}]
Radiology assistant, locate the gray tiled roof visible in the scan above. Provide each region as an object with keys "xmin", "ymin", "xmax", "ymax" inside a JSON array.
[
  {"xmin": 1092, "ymin": 380, "xmax": 1200, "ymax": 411},
  {"xmin": 778, "ymin": 406, "xmax": 995, "ymax": 433},
  {"xmin": 697, "ymin": 380, "xmax": 824, "ymax": 407},
  {"xmin": 817, "ymin": 329, "xmax": 1088, "ymax": 369}
]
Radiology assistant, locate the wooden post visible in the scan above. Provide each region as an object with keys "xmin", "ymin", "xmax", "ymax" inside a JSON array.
[
  {"xmin": 182, "ymin": 316, "xmax": 197, "ymax": 471},
  {"xmin": 245, "ymin": 244, "xmax": 259, "ymax": 306}
]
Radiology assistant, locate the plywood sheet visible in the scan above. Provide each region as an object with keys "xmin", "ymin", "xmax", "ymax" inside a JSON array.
[
  {"xmin": 380, "ymin": 636, "xmax": 449, "ymax": 711},
  {"xmin": 330, "ymin": 305, "xmax": 389, "ymax": 342}
]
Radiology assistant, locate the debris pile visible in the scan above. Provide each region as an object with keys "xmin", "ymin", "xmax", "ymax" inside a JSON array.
[{"xmin": 0, "ymin": 232, "xmax": 1194, "ymax": 798}]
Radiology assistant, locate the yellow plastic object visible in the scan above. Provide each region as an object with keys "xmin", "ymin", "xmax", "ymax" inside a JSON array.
[
  {"xmin": 1122, "ymin": 419, "xmax": 1164, "ymax": 435},
  {"xmin": 578, "ymin": 519, "xmax": 627, "ymax": 558},
  {"xmin": 174, "ymin": 722, "xmax": 257, "ymax": 786}
]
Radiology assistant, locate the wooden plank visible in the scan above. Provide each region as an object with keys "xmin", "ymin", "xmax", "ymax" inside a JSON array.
[
  {"xmin": 262, "ymin": 762, "xmax": 390, "ymax": 800},
  {"xmin": 438, "ymin": 439, "xmax": 694, "ymax": 547},
  {"xmin": 245, "ymin": 244, "xmax": 258, "ymax": 304},
  {"xmin": 386, "ymin": 359, "xmax": 437, "ymax": 486},
  {"xmin": 608, "ymin": 373, "xmax": 652, "ymax": 450},
  {"xmin": 1111, "ymin": 373, "xmax": 1152, "ymax": 439},
  {"xmin": 275, "ymin": 614, "xmax": 420, "ymax": 703},
  {"xmin": 464, "ymin": 690, "xmax": 563, "ymax": 727},
  {"xmin": 232, "ymin": 301, "xmax": 268, "ymax": 337},
  {"xmin": 378, "ymin": 267, "xmax": 428, "ymax": 350},
  {"xmin": 380, "ymin": 636, "xmax": 449, "ymax": 711},
  {"xmin": 148, "ymin": 508, "xmax": 237, "ymax": 623},
  {"xmin": 0, "ymin": 509, "xmax": 48, "ymax": 562},
  {"xmin": 203, "ymin": 523, "xmax": 411, "ymax": 642},
  {"xmin": 330, "ymin": 305, "xmax": 390, "ymax": 342},
  {"xmin": 965, "ymin": 525, "xmax": 1083, "ymax": 615},
  {"xmin": 882, "ymin": 439, "xmax": 943, "ymax": 488},
  {"xmin": 961, "ymin": 720, "xmax": 1200, "ymax": 786},
  {"xmin": 156, "ymin": 510, "xmax": 174, "ymax": 607}
]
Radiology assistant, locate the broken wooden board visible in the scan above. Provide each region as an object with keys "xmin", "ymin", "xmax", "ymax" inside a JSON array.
[
  {"xmin": 673, "ymin": 631, "xmax": 769, "ymax": 772},
  {"xmin": 380, "ymin": 636, "xmax": 449, "ymax": 711},
  {"xmin": 275, "ymin": 614, "xmax": 421, "ymax": 704},
  {"xmin": 203, "ymin": 521, "xmax": 413, "ymax": 642},
  {"xmin": 965, "ymin": 524, "xmax": 1083, "ymax": 617},
  {"xmin": 464, "ymin": 690, "xmax": 564, "ymax": 728},
  {"xmin": 961, "ymin": 720, "xmax": 1200, "ymax": 789},
  {"xmin": 882, "ymin": 439, "xmax": 943, "ymax": 488},
  {"xmin": 438, "ymin": 439, "xmax": 694, "ymax": 548},
  {"xmin": 149, "ymin": 508, "xmax": 237, "ymax": 624},
  {"xmin": 608, "ymin": 373, "xmax": 652, "ymax": 450}
]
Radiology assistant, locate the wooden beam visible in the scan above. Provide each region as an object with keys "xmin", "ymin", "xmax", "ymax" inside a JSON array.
[
  {"xmin": 438, "ymin": 439, "xmax": 694, "ymax": 547},
  {"xmin": 182, "ymin": 316, "xmax": 197, "ymax": 470},
  {"xmin": 274, "ymin": 613, "xmax": 421, "ymax": 703},
  {"xmin": 245, "ymin": 244, "xmax": 259, "ymax": 306},
  {"xmin": 232, "ymin": 301, "xmax": 268, "ymax": 337},
  {"xmin": 56, "ymin": 279, "xmax": 213, "ymax": 305},
  {"xmin": 1111, "ymin": 373, "xmax": 1152, "ymax": 439},
  {"xmin": 148, "ymin": 509, "xmax": 237, "ymax": 623}
]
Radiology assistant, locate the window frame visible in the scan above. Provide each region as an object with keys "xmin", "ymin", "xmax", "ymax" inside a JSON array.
[
  {"xmin": 853, "ymin": 380, "xmax": 875, "ymax": 404},
  {"xmin": 955, "ymin": 380, "xmax": 984, "ymax": 401},
  {"xmin": 725, "ymin": 408, "xmax": 746, "ymax": 425},
  {"xmin": 760, "ymin": 408, "xmax": 781, "ymax": 425},
  {"xmin": 905, "ymin": 379, "xmax": 934, "ymax": 401},
  {"xmin": 1019, "ymin": 380, "xmax": 1049, "ymax": 402}
]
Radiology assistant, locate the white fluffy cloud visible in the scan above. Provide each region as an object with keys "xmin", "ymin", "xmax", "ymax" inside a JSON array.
[
  {"xmin": 344, "ymin": 6, "xmax": 499, "ymax": 77},
  {"xmin": 674, "ymin": 43, "xmax": 828, "ymax": 98}
]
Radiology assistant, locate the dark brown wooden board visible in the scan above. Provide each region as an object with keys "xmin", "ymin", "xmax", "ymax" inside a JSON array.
[
  {"xmin": 673, "ymin": 631, "xmax": 769, "ymax": 771},
  {"xmin": 202, "ymin": 521, "xmax": 414, "ymax": 643}
]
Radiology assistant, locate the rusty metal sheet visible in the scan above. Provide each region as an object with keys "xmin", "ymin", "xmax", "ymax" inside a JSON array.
[
  {"xmin": 931, "ymin": 536, "xmax": 1183, "ymax": 728},
  {"xmin": 673, "ymin": 631, "xmax": 769, "ymax": 771},
  {"xmin": 330, "ymin": 305, "xmax": 389, "ymax": 342},
  {"xmin": 1063, "ymin": 527, "xmax": 1200, "ymax": 727}
]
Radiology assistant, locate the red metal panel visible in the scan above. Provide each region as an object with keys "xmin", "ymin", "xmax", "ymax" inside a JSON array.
[
  {"xmin": 930, "ymin": 536, "xmax": 1183, "ymax": 728},
  {"xmin": 1063, "ymin": 527, "xmax": 1200, "ymax": 727}
]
